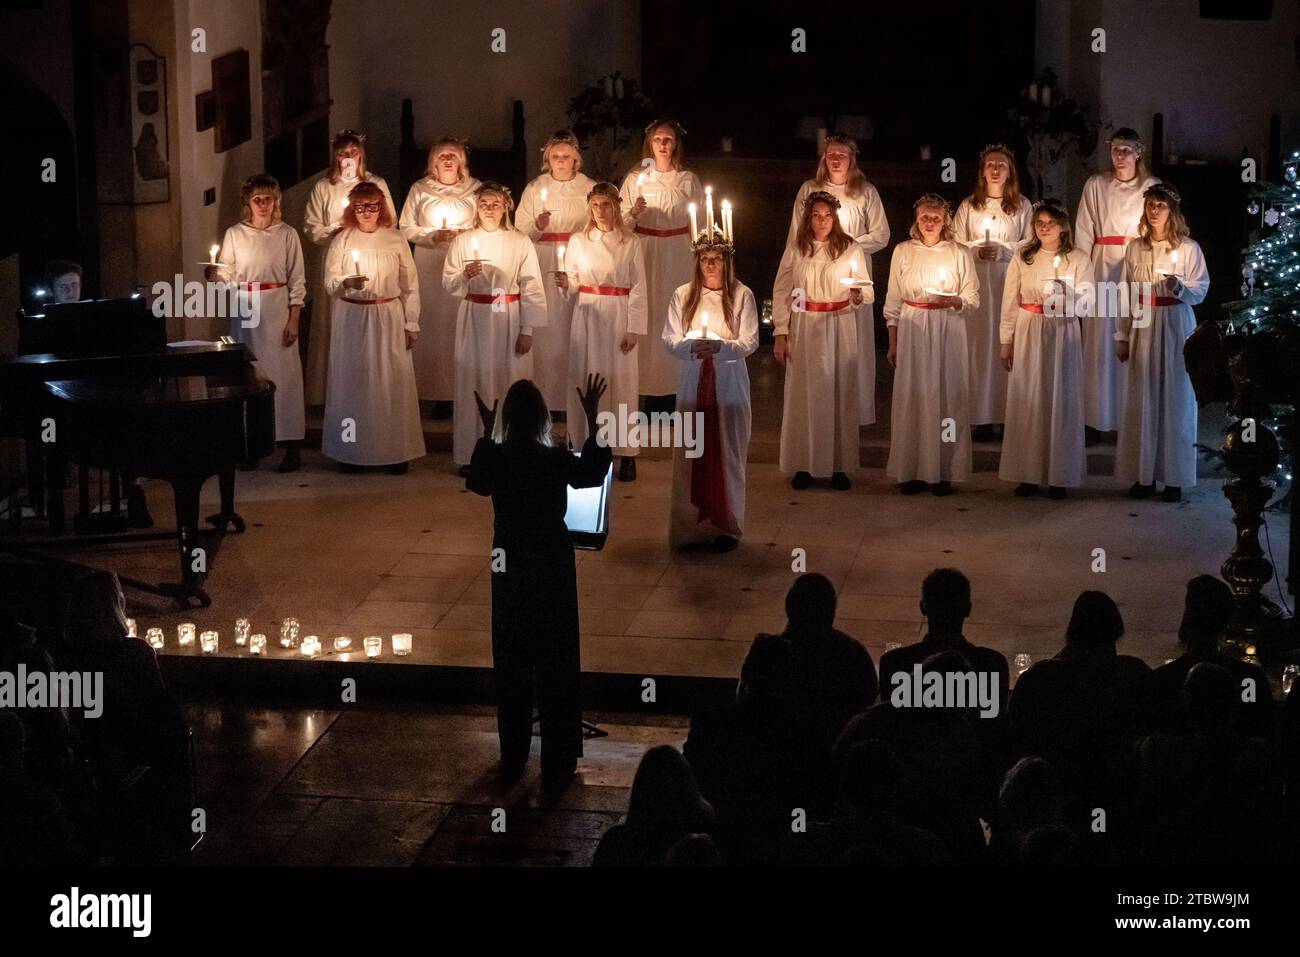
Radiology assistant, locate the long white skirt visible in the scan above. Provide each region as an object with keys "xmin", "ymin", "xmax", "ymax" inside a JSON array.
[
  {"xmin": 1114, "ymin": 304, "xmax": 1198, "ymax": 487},
  {"xmin": 1082, "ymin": 244, "xmax": 1127, "ymax": 431},
  {"xmin": 322, "ymin": 301, "xmax": 426, "ymax": 465},
  {"xmin": 232, "ymin": 287, "xmax": 305, "ymax": 442},
  {"xmin": 531, "ymin": 241, "xmax": 574, "ymax": 411},
  {"xmin": 779, "ymin": 309, "xmax": 860, "ymax": 475},
  {"xmin": 969, "ymin": 258, "xmax": 1010, "ymax": 426},
  {"xmin": 453, "ymin": 300, "xmax": 533, "ymax": 464},
  {"xmin": 638, "ymin": 233, "xmax": 692, "ymax": 397},
  {"xmin": 670, "ymin": 357, "xmax": 751, "ymax": 547},
  {"xmin": 411, "ymin": 243, "xmax": 458, "ymax": 401},
  {"xmin": 886, "ymin": 306, "xmax": 972, "ymax": 483},
  {"xmin": 998, "ymin": 310, "xmax": 1086, "ymax": 487},
  {"xmin": 567, "ymin": 293, "xmax": 639, "ymax": 456},
  {"xmin": 856, "ymin": 303, "xmax": 877, "ymax": 425}
]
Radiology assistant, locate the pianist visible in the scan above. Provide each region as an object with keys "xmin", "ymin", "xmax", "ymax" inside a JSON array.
[{"xmin": 44, "ymin": 260, "xmax": 84, "ymax": 304}]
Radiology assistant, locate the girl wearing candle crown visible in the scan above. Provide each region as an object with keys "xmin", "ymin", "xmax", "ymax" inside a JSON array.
[
  {"xmin": 883, "ymin": 193, "xmax": 980, "ymax": 495},
  {"xmin": 516, "ymin": 131, "xmax": 597, "ymax": 414},
  {"xmin": 1074, "ymin": 127, "xmax": 1161, "ymax": 438},
  {"xmin": 444, "ymin": 182, "xmax": 547, "ymax": 473},
  {"xmin": 620, "ymin": 119, "xmax": 702, "ymax": 405},
  {"xmin": 663, "ymin": 224, "xmax": 758, "ymax": 551},
  {"xmin": 322, "ymin": 180, "xmax": 424, "ymax": 473},
  {"xmin": 785, "ymin": 133, "xmax": 890, "ymax": 426},
  {"xmin": 997, "ymin": 200, "xmax": 1092, "ymax": 498},
  {"xmin": 1114, "ymin": 183, "xmax": 1207, "ymax": 503},
  {"xmin": 772, "ymin": 191, "xmax": 872, "ymax": 490},
  {"xmin": 303, "ymin": 130, "xmax": 397, "ymax": 406},
  {"xmin": 399, "ymin": 136, "xmax": 481, "ymax": 417},
  {"xmin": 556, "ymin": 182, "xmax": 647, "ymax": 482},
  {"xmin": 952, "ymin": 144, "xmax": 1033, "ymax": 441},
  {"xmin": 208, "ymin": 174, "xmax": 307, "ymax": 472}
]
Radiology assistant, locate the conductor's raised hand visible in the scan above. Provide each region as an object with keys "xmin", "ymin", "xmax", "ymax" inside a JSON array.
[
  {"xmin": 577, "ymin": 373, "xmax": 608, "ymax": 435},
  {"xmin": 474, "ymin": 390, "xmax": 498, "ymax": 437}
]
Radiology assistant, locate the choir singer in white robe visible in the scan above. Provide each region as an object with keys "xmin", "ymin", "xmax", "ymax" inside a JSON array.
[
  {"xmin": 399, "ymin": 137, "xmax": 480, "ymax": 415},
  {"xmin": 773, "ymin": 191, "xmax": 871, "ymax": 490},
  {"xmin": 998, "ymin": 200, "xmax": 1091, "ymax": 498},
  {"xmin": 211, "ymin": 173, "xmax": 307, "ymax": 473},
  {"xmin": 621, "ymin": 119, "xmax": 701, "ymax": 403},
  {"xmin": 443, "ymin": 182, "xmax": 547, "ymax": 472},
  {"xmin": 1074, "ymin": 127, "xmax": 1160, "ymax": 437},
  {"xmin": 884, "ymin": 194, "xmax": 980, "ymax": 496},
  {"xmin": 556, "ymin": 183, "xmax": 648, "ymax": 482},
  {"xmin": 516, "ymin": 131, "xmax": 596, "ymax": 413},
  {"xmin": 785, "ymin": 134, "xmax": 889, "ymax": 425},
  {"xmin": 303, "ymin": 130, "xmax": 396, "ymax": 406},
  {"xmin": 322, "ymin": 181, "xmax": 424, "ymax": 473},
  {"xmin": 663, "ymin": 238, "xmax": 758, "ymax": 551},
  {"xmin": 1115, "ymin": 183, "xmax": 1207, "ymax": 503},
  {"xmin": 952, "ymin": 144, "xmax": 1033, "ymax": 439}
]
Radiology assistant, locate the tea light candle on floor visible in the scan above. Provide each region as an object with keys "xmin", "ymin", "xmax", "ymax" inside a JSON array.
[
  {"xmin": 300, "ymin": 636, "xmax": 321, "ymax": 658},
  {"xmin": 200, "ymin": 631, "xmax": 219, "ymax": 655},
  {"xmin": 145, "ymin": 627, "xmax": 165, "ymax": 650},
  {"xmin": 280, "ymin": 617, "xmax": 300, "ymax": 648},
  {"xmin": 392, "ymin": 633, "xmax": 412, "ymax": 656},
  {"xmin": 178, "ymin": 623, "xmax": 196, "ymax": 646},
  {"xmin": 364, "ymin": 636, "xmax": 382, "ymax": 659},
  {"xmin": 234, "ymin": 618, "xmax": 251, "ymax": 646},
  {"xmin": 249, "ymin": 634, "xmax": 267, "ymax": 656},
  {"xmin": 1014, "ymin": 653, "xmax": 1033, "ymax": 675},
  {"xmin": 125, "ymin": 618, "xmax": 138, "ymax": 638},
  {"xmin": 333, "ymin": 635, "xmax": 353, "ymax": 652}
]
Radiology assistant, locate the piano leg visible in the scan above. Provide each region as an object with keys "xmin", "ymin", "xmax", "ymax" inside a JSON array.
[
  {"xmin": 45, "ymin": 452, "xmax": 66, "ymax": 535},
  {"xmin": 162, "ymin": 478, "xmax": 211, "ymax": 609},
  {"xmin": 205, "ymin": 468, "xmax": 246, "ymax": 533}
]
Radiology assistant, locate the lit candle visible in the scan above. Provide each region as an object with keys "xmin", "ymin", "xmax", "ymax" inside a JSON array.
[
  {"xmin": 471, "ymin": 236, "xmax": 479, "ymax": 258},
  {"xmin": 339, "ymin": 197, "xmax": 349, "ymax": 209},
  {"xmin": 1168, "ymin": 249, "xmax": 1179, "ymax": 277},
  {"xmin": 557, "ymin": 244, "xmax": 566, "ymax": 273},
  {"xmin": 1052, "ymin": 254, "xmax": 1061, "ymax": 279},
  {"xmin": 392, "ymin": 633, "xmax": 413, "ymax": 656},
  {"xmin": 178, "ymin": 623, "xmax": 196, "ymax": 646},
  {"xmin": 440, "ymin": 214, "xmax": 448, "ymax": 230},
  {"xmin": 688, "ymin": 203, "xmax": 698, "ymax": 241},
  {"xmin": 209, "ymin": 244, "xmax": 219, "ymax": 263},
  {"xmin": 637, "ymin": 172, "xmax": 645, "ymax": 198},
  {"xmin": 701, "ymin": 312, "xmax": 709, "ymax": 339},
  {"xmin": 249, "ymin": 633, "xmax": 267, "ymax": 656},
  {"xmin": 364, "ymin": 636, "xmax": 382, "ymax": 659},
  {"xmin": 145, "ymin": 627, "xmax": 165, "ymax": 650},
  {"xmin": 300, "ymin": 636, "xmax": 321, "ymax": 658},
  {"xmin": 351, "ymin": 249, "xmax": 361, "ymax": 276},
  {"xmin": 983, "ymin": 218, "xmax": 991, "ymax": 244},
  {"xmin": 333, "ymin": 635, "xmax": 352, "ymax": 652},
  {"xmin": 280, "ymin": 617, "xmax": 300, "ymax": 648},
  {"xmin": 705, "ymin": 186, "xmax": 714, "ymax": 241},
  {"xmin": 721, "ymin": 200, "xmax": 732, "ymax": 242},
  {"xmin": 539, "ymin": 187, "xmax": 548, "ymax": 210},
  {"xmin": 200, "ymin": 631, "xmax": 219, "ymax": 655},
  {"xmin": 938, "ymin": 267, "xmax": 949, "ymax": 292},
  {"xmin": 234, "ymin": 617, "xmax": 250, "ymax": 646},
  {"xmin": 124, "ymin": 618, "xmax": 137, "ymax": 638},
  {"xmin": 850, "ymin": 256, "xmax": 859, "ymax": 278}
]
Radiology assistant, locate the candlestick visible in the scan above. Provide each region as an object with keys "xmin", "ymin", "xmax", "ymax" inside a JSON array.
[
  {"xmin": 178, "ymin": 623, "xmax": 196, "ymax": 647},
  {"xmin": 539, "ymin": 187, "xmax": 548, "ymax": 211},
  {"xmin": 688, "ymin": 203, "xmax": 698, "ymax": 241},
  {"xmin": 351, "ymin": 248, "xmax": 361, "ymax": 277},
  {"xmin": 983, "ymin": 218, "xmax": 991, "ymax": 244},
  {"xmin": 392, "ymin": 633, "xmax": 413, "ymax": 656},
  {"xmin": 637, "ymin": 173, "xmax": 645, "ymax": 198},
  {"xmin": 705, "ymin": 186, "xmax": 714, "ymax": 241},
  {"xmin": 200, "ymin": 631, "xmax": 219, "ymax": 655},
  {"xmin": 364, "ymin": 636, "xmax": 382, "ymax": 659},
  {"xmin": 249, "ymin": 633, "xmax": 267, "ymax": 656},
  {"xmin": 1052, "ymin": 254, "xmax": 1061, "ymax": 279}
]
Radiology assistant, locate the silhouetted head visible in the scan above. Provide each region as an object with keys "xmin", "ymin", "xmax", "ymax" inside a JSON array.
[
  {"xmin": 998, "ymin": 757, "xmax": 1064, "ymax": 832},
  {"xmin": 920, "ymin": 568, "xmax": 971, "ymax": 633},
  {"xmin": 663, "ymin": 833, "xmax": 723, "ymax": 866},
  {"xmin": 1019, "ymin": 825, "xmax": 1080, "ymax": 865},
  {"xmin": 0, "ymin": 711, "xmax": 24, "ymax": 776},
  {"xmin": 837, "ymin": 738, "xmax": 900, "ymax": 820},
  {"xmin": 785, "ymin": 573, "xmax": 837, "ymax": 633},
  {"xmin": 1064, "ymin": 590, "xmax": 1124, "ymax": 648},
  {"xmin": 1182, "ymin": 662, "xmax": 1237, "ymax": 733},
  {"xmin": 1178, "ymin": 575, "xmax": 1234, "ymax": 653},
  {"xmin": 738, "ymin": 633, "xmax": 794, "ymax": 701},
  {"xmin": 493, "ymin": 379, "xmax": 553, "ymax": 447},
  {"xmin": 62, "ymin": 569, "xmax": 128, "ymax": 650},
  {"xmin": 626, "ymin": 745, "xmax": 712, "ymax": 838}
]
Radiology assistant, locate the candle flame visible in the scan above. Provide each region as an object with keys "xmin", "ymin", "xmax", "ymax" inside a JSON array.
[
  {"xmin": 705, "ymin": 185, "xmax": 713, "ymax": 196},
  {"xmin": 209, "ymin": 244, "xmax": 219, "ymax": 260},
  {"xmin": 1052, "ymin": 254, "xmax": 1061, "ymax": 267}
]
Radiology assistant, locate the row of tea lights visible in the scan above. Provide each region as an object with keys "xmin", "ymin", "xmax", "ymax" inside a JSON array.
[{"xmin": 124, "ymin": 617, "xmax": 412, "ymax": 659}]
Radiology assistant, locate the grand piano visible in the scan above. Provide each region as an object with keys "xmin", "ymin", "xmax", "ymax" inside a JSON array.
[{"xmin": 0, "ymin": 296, "xmax": 275, "ymax": 607}]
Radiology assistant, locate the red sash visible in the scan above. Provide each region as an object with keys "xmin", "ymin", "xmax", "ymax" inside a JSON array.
[
  {"xmin": 690, "ymin": 352, "xmax": 738, "ymax": 535},
  {"xmin": 1019, "ymin": 302, "xmax": 1045, "ymax": 314},
  {"xmin": 634, "ymin": 225, "xmax": 690, "ymax": 238},
  {"xmin": 238, "ymin": 281, "xmax": 287, "ymax": 291},
  {"xmin": 578, "ymin": 284, "xmax": 631, "ymax": 296},
  {"xmin": 801, "ymin": 298, "xmax": 851, "ymax": 313},
  {"xmin": 538, "ymin": 232, "xmax": 572, "ymax": 242},
  {"xmin": 341, "ymin": 295, "xmax": 397, "ymax": 305},
  {"xmin": 1094, "ymin": 235, "xmax": 1131, "ymax": 245},
  {"xmin": 903, "ymin": 299, "xmax": 949, "ymax": 310},
  {"xmin": 1138, "ymin": 294, "xmax": 1181, "ymax": 307},
  {"xmin": 465, "ymin": 293, "xmax": 521, "ymax": 304}
]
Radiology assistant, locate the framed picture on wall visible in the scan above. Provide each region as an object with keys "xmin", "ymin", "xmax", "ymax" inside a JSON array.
[
  {"xmin": 212, "ymin": 49, "xmax": 251, "ymax": 152},
  {"xmin": 94, "ymin": 41, "xmax": 170, "ymax": 204}
]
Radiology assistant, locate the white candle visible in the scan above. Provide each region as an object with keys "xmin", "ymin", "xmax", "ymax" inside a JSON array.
[
  {"xmin": 539, "ymin": 187, "xmax": 548, "ymax": 210},
  {"xmin": 440, "ymin": 215, "xmax": 448, "ymax": 230},
  {"xmin": 983, "ymin": 218, "xmax": 991, "ymax": 244},
  {"xmin": 351, "ymin": 249, "xmax": 361, "ymax": 276},
  {"xmin": 1168, "ymin": 249, "xmax": 1179, "ymax": 276},
  {"xmin": 557, "ymin": 244, "xmax": 566, "ymax": 272},
  {"xmin": 938, "ymin": 267, "xmax": 949, "ymax": 292},
  {"xmin": 471, "ymin": 236, "xmax": 479, "ymax": 258},
  {"xmin": 850, "ymin": 256, "xmax": 859, "ymax": 277},
  {"xmin": 688, "ymin": 203, "xmax": 698, "ymax": 240},
  {"xmin": 637, "ymin": 173, "xmax": 645, "ymax": 198},
  {"xmin": 209, "ymin": 244, "xmax": 219, "ymax": 263},
  {"xmin": 721, "ymin": 200, "xmax": 732, "ymax": 242},
  {"xmin": 705, "ymin": 186, "xmax": 714, "ymax": 241},
  {"xmin": 1052, "ymin": 254, "xmax": 1061, "ymax": 279},
  {"xmin": 701, "ymin": 312, "xmax": 709, "ymax": 338}
]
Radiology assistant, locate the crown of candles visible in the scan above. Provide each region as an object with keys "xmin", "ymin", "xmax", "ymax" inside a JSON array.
[{"xmin": 687, "ymin": 186, "xmax": 736, "ymax": 252}]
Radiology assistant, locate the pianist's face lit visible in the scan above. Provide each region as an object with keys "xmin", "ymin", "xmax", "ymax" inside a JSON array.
[{"xmin": 52, "ymin": 271, "xmax": 82, "ymax": 304}]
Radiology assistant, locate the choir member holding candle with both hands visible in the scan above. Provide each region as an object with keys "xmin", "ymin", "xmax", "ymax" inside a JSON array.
[
  {"xmin": 399, "ymin": 137, "xmax": 481, "ymax": 416},
  {"xmin": 883, "ymin": 194, "xmax": 980, "ymax": 496},
  {"xmin": 663, "ymin": 198, "xmax": 757, "ymax": 551},
  {"xmin": 997, "ymin": 199, "xmax": 1092, "ymax": 498},
  {"xmin": 772, "ymin": 191, "xmax": 872, "ymax": 491}
]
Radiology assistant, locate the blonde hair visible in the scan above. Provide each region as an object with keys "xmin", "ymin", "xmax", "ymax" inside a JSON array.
[
  {"xmin": 582, "ymin": 182, "xmax": 630, "ymax": 240},
  {"xmin": 240, "ymin": 173, "xmax": 283, "ymax": 224},
  {"xmin": 474, "ymin": 181, "xmax": 515, "ymax": 230},
  {"xmin": 1138, "ymin": 187, "xmax": 1190, "ymax": 249},
  {"xmin": 540, "ymin": 130, "xmax": 583, "ymax": 175},
  {"xmin": 328, "ymin": 130, "xmax": 370, "ymax": 185},
  {"xmin": 814, "ymin": 134, "xmax": 868, "ymax": 199},
  {"xmin": 426, "ymin": 137, "xmax": 470, "ymax": 181},
  {"xmin": 909, "ymin": 194, "xmax": 955, "ymax": 243}
]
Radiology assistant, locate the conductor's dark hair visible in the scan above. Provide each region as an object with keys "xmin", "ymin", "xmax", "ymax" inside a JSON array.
[
  {"xmin": 921, "ymin": 568, "xmax": 971, "ymax": 624},
  {"xmin": 494, "ymin": 379, "xmax": 553, "ymax": 448},
  {"xmin": 1065, "ymin": 590, "xmax": 1124, "ymax": 647},
  {"xmin": 44, "ymin": 259, "xmax": 82, "ymax": 285},
  {"xmin": 785, "ymin": 573, "xmax": 837, "ymax": 631}
]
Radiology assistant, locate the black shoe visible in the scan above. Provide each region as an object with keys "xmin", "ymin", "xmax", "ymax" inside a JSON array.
[
  {"xmin": 1084, "ymin": 426, "xmax": 1105, "ymax": 446},
  {"xmin": 831, "ymin": 472, "xmax": 851, "ymax": 490},
  {"xmin": 386, "ymin": 461, "xmax": 409, "ymax": 475},
  {"xmin": 618, "ymin": 457, "xmax": 637, "ymax": 482},
  {"xmin": 898, "ymin": 480, "xmax": 928, "ymax": 495},
  {"xmin": 431, "ymin": 400, "xmax": 453, "ymax": 420},
  {"xmin": 457, "ymin": 464, "xmax": 471, "ymax": 478},
  {"xmin": 972, "ymin": 424, "xmax": 994, "ymax": 442},
  {"xmin": 1047, "ymin": 486, "xmax": 1067, "ymax": 500},
  {"xmin": 1128, "ymin": 482, "xmax": 1155, "ymax": 499},
  {"xmin": 125, "ymin": 484, "xmax": 154, "ymax": 529},
  {"xmin": 712, "ymin": 535, "xmax": 739, "ymax": 553},
  {"xmin": 339, "ymin": 462, "xmax": 363, "ymax": 474},
  {"xmin": 1014, "ymin": 482, "xmax": 1038, "ymax": 497},
  {"xmin": 1161, "ymin": 485, "xmax": 1182, "ymax": 503},
  {"xmin": 791, "ymin": 471, "xmax": 813, "ymax": 490},
  {"xmin": 541, "ymin": 761, "xmax": 577, "ymax": 798},
  {"xmin": 275, "ymin": 445, "xmax": 301, "ymax": 473},
  {"xmin": 498, "ymin": 756, "xmax": 527, "ymax": 785},
  {"xmin": 931, "ymin": 481, "xmax": 956, "ymax": 496}
]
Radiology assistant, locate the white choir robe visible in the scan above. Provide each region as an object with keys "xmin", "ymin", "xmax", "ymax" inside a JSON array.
[
  {"xmin": 663, "ymin": 283, "xmax": 758, "ymax": 547},
  {"xmin": 997, "ymin": 249, "xmax": 1091, "ymax": 488},
  {"xmin": 1114, "ymin": 238, "xmax": 1208, "ymax": 488},
  {"xmin": 321, "ymin": 227, "xmax": 425, "ymax": 466},
  {"xmin": 562, "ymin": 228, "xmax": 648, "ymax": 457},
  {"xmin": 302, "ymin": 172, "xmax": 397, "ymax": 405},
  {"xmin": 619, "ymin": 167, "xmax": 701, "ymax": 396},
  {"xmin": 786, "ymin": 178, "xmax": 890, "ymax": 425},
  {"xmin": 1074, "ymin": 172, "xmax": 1161, "ymax": 431},
  {"xmin": 952, "ymin": 195, "xmax": 1033, "ymax": 426},
  {"xmin": 883, "ymin": 240, "xmax": 980, "ymax": 483},
  {"xmin": 772, "ymin": 240, "xmax": 871, "ymax": 476},
  {"xmin": 399, "ymin": 175, "xmax": 482, "ymax": 402},
  {"xmin": 516, "ymin": 172, "xmax": 597, "ymax": 410},
  {"xmin": 443, "ymin": 227, "xmax": 547, "ymax": 465},
  {"xmin": 216, "ymin": 222, "xmax": 307, "ymax": 442}
]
